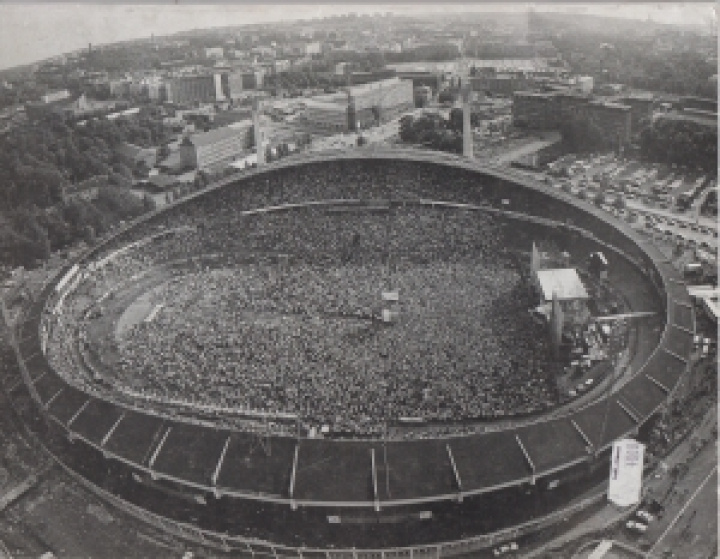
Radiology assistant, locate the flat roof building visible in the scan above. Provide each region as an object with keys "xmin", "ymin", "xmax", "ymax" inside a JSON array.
[
  {"xmin": 179, "ymin": 123, "xmax": 253, "ymax": 172},
  {"xmin": 300, "ymin": 98, "xmax": 349, "ymax": 132},
  {"xmin": 512, "ymin": 91, "xmax": 559, "ymax": 130},
  {"xmin": 298, "ymin": 77, "xmax": 413, "ymax": 132},
  {"xmin": 166, "ymin": 75, "xmax": 219, "ymax": 106}
]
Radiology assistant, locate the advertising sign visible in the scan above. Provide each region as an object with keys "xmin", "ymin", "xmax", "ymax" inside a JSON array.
[{"xmin": 608, "ymin": 438, "xmax": 644, "ymax": 507}]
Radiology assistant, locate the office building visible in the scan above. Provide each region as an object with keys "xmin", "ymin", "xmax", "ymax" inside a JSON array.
[
  {"xmin": 300, "ymin": 98, "xmax": 349, "ymax": 132},
  {"xmin": 304, "ymin": 41, "xmax": 322, "ymax": 56},
  {"xmin": 179, "ymin": 124, "xmax": 253, "ymax": 171},
  {"xmin": 165, "ymin": 75, "xmax": 219, "ymax": 106},
  {"xmin": 299, "ymin": 78, "xmax": 413, "ymax": 132},
  {"xmin": 471, "ymin": 74, "xmax": 534, "ymax": 96},
  {"xmin": 205, "ymin": 47, "xmax": 225, "ymax": 59},
  {"xmin": 348, "ymin": 77, "xmax": 414, "ymax": 128},
  {"xmin": 41, "ymin": 90, "xmax": 71, "ymax": 104},
  {"xmin": 619, "ymin": 93, "xmax": 654, "ymax": 135},
  {"xmin": 512, "ymin": 91, "xmax": 559, "ymax": 129}
]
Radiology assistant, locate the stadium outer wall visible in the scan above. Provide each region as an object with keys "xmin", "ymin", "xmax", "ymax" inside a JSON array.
[{"xmin": 2, "ymin": 149, "xmax": 694, "ymax": 555}]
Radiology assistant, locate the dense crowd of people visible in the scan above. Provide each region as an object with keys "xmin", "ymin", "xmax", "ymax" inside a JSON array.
[{"xmin": 45, "ymin": 161, "xmax": 566, "ymax": 436}]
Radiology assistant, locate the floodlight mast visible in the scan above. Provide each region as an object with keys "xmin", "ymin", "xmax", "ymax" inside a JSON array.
[{"xmin": 458, "ymin": 44, "xmax": 473, "ymax": 159}]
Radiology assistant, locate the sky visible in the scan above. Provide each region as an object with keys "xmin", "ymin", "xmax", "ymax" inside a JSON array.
[{"xmin": 0, "ymin": 2, "xmax": 716, "ymax": 71}]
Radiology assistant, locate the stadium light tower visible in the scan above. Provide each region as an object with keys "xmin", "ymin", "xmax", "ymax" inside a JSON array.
[
  {"xmin": 252, "ymin": 96, "xmax": 266, "ymax": 167},
  {"xmin": 458, "ymin": 45, "xmax": 474, "ymax": 159}
]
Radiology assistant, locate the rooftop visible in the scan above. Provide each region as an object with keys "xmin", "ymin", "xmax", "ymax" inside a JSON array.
[
  {"xmin": 590, "ymin": 100, "xmax": 631, "ymax": 110},
  {"xmin": 116, "ymin": 142, "xmax": 156, "ymax": 160},
  {"xmin": 536, "ymin": 268, "xmax": 589, "ymax": 301},
  {"xmin": 656, "ymin": 111, "xmax": 717, "ymax": 127},
  {"xmin": 185, "ymin": 125, "xmax": 248, "ymax": 147},
  {"xmin": 301, "ymin": 97, "xmax": 348, "ymax": 110}
]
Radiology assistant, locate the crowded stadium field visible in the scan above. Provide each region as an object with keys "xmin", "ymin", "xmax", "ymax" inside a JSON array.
[
  {"xmin": 4, "ymin": 151, "xmax": 695, "ymax": 553},
  {"xmin": 67, "ymin": 204, "xmax": 563, "ymax": 435}
]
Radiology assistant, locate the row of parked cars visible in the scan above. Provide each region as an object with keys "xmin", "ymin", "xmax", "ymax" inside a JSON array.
[
  {"xmin": 625, "ymin": 500, "xmax": 665, "ymax": 535},
  {"xmin": 626, "ymin": 508, "xmax": 659, "ymax": 534}
]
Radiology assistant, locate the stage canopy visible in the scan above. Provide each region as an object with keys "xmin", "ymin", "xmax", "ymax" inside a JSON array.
[{"xmin": 536, "ymin": 268, "xmax": 589, "ymax": 302}]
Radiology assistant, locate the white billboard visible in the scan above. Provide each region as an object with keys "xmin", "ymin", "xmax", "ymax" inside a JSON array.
[{"xmin": 608, "ymin": 438, "xmax": 644, "ymax": 507}]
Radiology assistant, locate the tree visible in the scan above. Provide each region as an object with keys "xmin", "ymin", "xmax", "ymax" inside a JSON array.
[
  {"xmin": 448, "ymin": 108, "xmax": 464, "ymax": 134},
  {"xmin": 142, "ymin": 194, "xmax": 157, "ymax": 212},
  {"xmin": 134, "ymin": 160, "xmax": 151, "ymax": 179},
  {"xmin": 399, "ymin": 115, "xmax": 416, "ymax": 143},
  {"xmin": 593, "ymin": 192, "xmax": 606, "ymax": 207},
  {"xmin": 612, "ymin": 196, "xmax": 626, "ymax": 210},
  {"xmin": 438, "ymin": 89, "xmax": 457, "ymax": 105}
]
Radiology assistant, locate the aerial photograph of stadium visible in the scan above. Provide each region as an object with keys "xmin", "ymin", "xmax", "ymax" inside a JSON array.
[{"xmin": 0, "ymin": 3, "xmax": 716, "ymax": 558}]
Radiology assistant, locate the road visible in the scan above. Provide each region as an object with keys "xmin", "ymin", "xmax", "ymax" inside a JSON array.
[
  {"xmin": 626, "ymin": 200, "xmax": 718, "ymax": 238},
  {"xmin": 489, "ymin": 132, "xmax": 562, "ymax": 166},
  {"xmin": 523, "ymin": 401, "xmax": 717, "ymax": 559},
  {"xmin": 647, "ymin": 462, "xmax": 718, "ymax": 559}
]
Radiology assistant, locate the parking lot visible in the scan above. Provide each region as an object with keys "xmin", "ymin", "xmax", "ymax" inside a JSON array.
[{"xmin": 543, "ymin": 154, "xmax": 718, "ymax": 264}]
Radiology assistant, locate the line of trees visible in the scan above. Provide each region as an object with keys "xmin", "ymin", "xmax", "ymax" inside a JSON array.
[
  {"xmin": 640, "ymin": 118, "xmax": 718, "ymax": 175},
  {"xmin": 639, "ymin": 118, "xmax": 717, "ymax": 174},
  {"xmin": 398, "ymin": 112, "xmax": 463, "ymax": 154}
]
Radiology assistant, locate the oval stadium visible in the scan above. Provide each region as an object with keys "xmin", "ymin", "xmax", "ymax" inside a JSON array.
[{"xmin": 4, "ymin": 150, "xmax": 694, "ymax": 557}]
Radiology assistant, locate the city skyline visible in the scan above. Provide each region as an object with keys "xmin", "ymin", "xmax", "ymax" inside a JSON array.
[{"xmin": 0, "ymin": 2, "xmax": 716, "ymax": 71}]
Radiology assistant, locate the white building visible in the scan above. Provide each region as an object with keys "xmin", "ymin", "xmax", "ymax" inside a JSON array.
[
  {"xmin": 41, "ymin": 90, "xmax": 71, "ymax": 104},
  {"xmin": 205, "ymin": 47, "xmax": 225, "ymax": 59},
  {"xmin": 304, "ymin": 41, "xmax": 322, "ymax": 56}
]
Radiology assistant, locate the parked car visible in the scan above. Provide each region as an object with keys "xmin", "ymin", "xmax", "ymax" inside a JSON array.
[
  {"xmin": 626, "ymin": 520, "xmax": 648, "ymax": 533},
  {"xmin": 493, "ymin": 542, "xmax": 519, "ymax": 556}
]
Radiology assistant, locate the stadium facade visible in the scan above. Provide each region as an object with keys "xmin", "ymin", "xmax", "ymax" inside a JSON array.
[{"xmin": 2, "ymin": 150, "xmax": 694, "ymax": 556}]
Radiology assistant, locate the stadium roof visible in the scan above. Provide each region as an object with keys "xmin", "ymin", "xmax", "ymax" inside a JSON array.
[
  {"xmin": 655, "ymin": 111, "xmax": 717, "ymax": 128},
  {"xmin": 536, "ymin": 268, "xmax": 589, "ymax": 301},
  {"xmin": 15, "ymin": 150, "xmax": 694, "ymax": 514},
  {"xmin": 688, "ymin": 285, "xmax": 720, "ymax": 322}
]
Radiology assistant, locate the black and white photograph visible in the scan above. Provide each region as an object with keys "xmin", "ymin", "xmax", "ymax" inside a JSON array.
[{"xmin": 0, "ymin": 2, "xmax": 716, "ymax": 557}]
